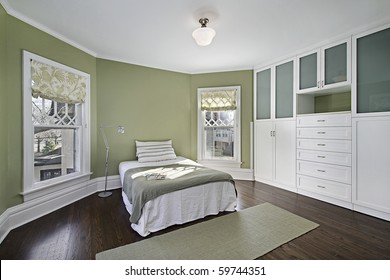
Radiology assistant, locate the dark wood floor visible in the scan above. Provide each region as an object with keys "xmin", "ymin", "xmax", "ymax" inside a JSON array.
[{"xmin": 0, "ymin": 180, "xmax": 389, "ymax": 260}]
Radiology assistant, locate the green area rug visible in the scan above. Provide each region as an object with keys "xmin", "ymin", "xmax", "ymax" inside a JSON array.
[{"xmin": 96, "ymin": 203, "xmax": 319, "ymax": 260}]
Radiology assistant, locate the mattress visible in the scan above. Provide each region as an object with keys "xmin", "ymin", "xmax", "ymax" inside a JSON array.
[{"xmin": 119, "ymin": 157, "xmax": 237, "ymax": 236}]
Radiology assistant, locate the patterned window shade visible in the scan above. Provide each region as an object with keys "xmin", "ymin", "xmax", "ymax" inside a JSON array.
[
  {"xmin": 31, "ymin": 59, "xmax": 86, "ymax": 104},
  {"xmin": 200, "ymin": 89, "xmax": 237, "ymax": 111}
]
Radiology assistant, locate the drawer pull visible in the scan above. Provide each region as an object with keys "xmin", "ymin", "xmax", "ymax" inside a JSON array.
[
  {"xmin": 317, "ymin": 119, "xmax": 326, "ymax": 122},
  {"xmin": 316, "ymin": 185, "xmax": 326, "ymax": 189},
  {"xmin": 317, "ymin": 131, "xmax": 326, "ymax": 134},
  {"xmin": 317, "ymin": 143, "xmax": 326, "ymax": 146},
  {"xmin": 317, "ymin": 169, "xmax": 326, "ymax": 173},
  {"xmin": 317, "ymin": 155, "xmax": 326, "ymax": 158}
]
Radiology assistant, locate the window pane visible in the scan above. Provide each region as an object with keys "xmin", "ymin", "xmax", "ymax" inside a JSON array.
[
  {"xmin": 276, "ymin": 60, "xmax": 294, "ymax": 118},
  {"xmin": 357, "ymin": 27, "xmax": 390, "ymax": 113},
  {"xmin": 204, "ymin": 111, "xmax": 235, "ymax": 127},
  {"xmin": 204, "ymin": 127, "xmax": 234, "ymax": 160},
  {"xmin": 34, "ymin": 127, "xmax": 77, "ymax": 182},
  {"xmin": 324, "ymin": 42, "xmax": 347, "ymax": 85},
  {"xmin": 32, "ymin": 96, "xmax": 78, "ymax": 126},
  {"xmin": 256, "ymin": 69, "xmax": 271, "ymax": 119},
  {"xmin": 299, "ymin": 53, "xmax": 317, "ymax": 90}
]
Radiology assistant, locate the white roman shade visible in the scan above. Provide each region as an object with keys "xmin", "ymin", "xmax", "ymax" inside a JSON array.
[
  {"xmin": 31, "ymin": 59, "xmax": 87, "ymax": 104},
  {"xmin": 200, "ymin": 89, "xmax": 237, "ymax": 111}
]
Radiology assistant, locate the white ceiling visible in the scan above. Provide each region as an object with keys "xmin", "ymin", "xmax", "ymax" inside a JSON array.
[{"xmin": 3, "ymin": 0, "xmax": 390, "ymax": 74}]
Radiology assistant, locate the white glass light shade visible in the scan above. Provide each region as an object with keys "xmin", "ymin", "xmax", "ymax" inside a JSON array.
[{"xmin": 192, "ymin": 27, "xmax": 216, "ymax": 46}]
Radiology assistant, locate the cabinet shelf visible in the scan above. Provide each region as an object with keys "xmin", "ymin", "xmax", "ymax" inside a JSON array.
[
  {"xmin": 297, "ymin": 84, "xmax": 351, "ymax": 96},
  {"xmin": 297, "ymin": 92, "xmax": 351, "ymax": 115}
]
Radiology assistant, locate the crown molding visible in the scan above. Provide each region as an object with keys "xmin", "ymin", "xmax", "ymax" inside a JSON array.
[{"xmin": 0, "ymin": 0, "xmax": 97, "ymax": 57}]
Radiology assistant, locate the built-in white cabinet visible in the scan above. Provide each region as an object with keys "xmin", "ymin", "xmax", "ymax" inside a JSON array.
[
  {"xmin": 254, "ymin": 58, "xmax": 296, "ymax": 191},
  {"xmin": 351, "ymin": 24, "xmax": 390, "ymax": 221},
  {"xmin": 296, "ymin": 112, "xmax": 352, "ymax": 207},
  {"xmin": 252, "ymin": 22, "xmax": 390, "ymax": 222},
  {"xmin": 297, "ymin": 38, "xmax": 351, "ymax": 94},
  {"xmin": 255, "ymin": 120, "xmax": 296, "ymax": 191},
  {"xmin": 352, "ymin": 116, "xmax": 390, "ymax": 221},
  {"xmin": 353, "ymin": 25, "xmax": 390, "ymax": 116}
]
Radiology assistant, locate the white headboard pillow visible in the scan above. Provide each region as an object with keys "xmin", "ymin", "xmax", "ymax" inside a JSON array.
[{"xmin": 135, "ymin": 140, "xmax": 177, "ymax": 163}]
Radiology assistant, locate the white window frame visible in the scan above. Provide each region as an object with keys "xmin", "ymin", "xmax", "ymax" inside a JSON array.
[
  {"xmin": 22, "ymin": 51, "xmax": 91, "ymax": 201},
  {"xmin": 197, "ymin": 86, "xmax": 241, "ymax": 168}
]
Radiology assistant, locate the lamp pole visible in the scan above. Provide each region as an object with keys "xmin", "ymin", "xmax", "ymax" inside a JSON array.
[{"xmin": 98, "ymin": 125, "xmax": 125, "ymax": 198}]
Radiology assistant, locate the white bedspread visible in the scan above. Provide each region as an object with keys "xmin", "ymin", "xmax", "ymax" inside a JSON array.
[{"xmin": 119, "ymin": 157, "xmax": 237, "ymax": 237}]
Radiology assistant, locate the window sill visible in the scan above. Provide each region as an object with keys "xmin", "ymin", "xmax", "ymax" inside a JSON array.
[
  {"xmin": 21, "ymin": 172, "xmax": 92, "ymax": 202},
  {"xmin": 197, "ymin": 159, "xmax": 242, "ymax": 169}
]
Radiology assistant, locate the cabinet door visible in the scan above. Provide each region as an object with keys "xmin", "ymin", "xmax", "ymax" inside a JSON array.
[
  {"xmin": 355, "ymin": 26, "xmax": 390, "ymax": 115},
  {"xmin": 297, "ymin": 50, "xmax": 320, "ymax": 93},
  {"xmin": 322, "ymin": 40, "xmax": 350, "ymax": 88},
  {"xmin": 275, "ymin": 60, "xmax": 294, "ymax": 118},
  {"xmin": 256, "ymin": 68, "xmax": 272, "ymax": 120},
  {"xmin": 274, "ymin": 120, "xmax": 296, "ymax": 187},
  {"xmin": 254, "ymin": 121, "xmax": 273, "ymax": 181},
  {"xmin": 353, "ymin": 117, "xmax": 390, "ymax": 213}
]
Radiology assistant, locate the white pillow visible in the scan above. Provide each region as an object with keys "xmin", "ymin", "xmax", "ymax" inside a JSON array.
[{"xmin": 136, "ymin": 140, "xmax": 177, "ymax": 163}]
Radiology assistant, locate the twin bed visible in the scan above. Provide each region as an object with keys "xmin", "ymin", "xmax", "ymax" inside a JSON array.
[{"xmin": 118, "ymin": 140, "xmax": 237, "ymax": 237}]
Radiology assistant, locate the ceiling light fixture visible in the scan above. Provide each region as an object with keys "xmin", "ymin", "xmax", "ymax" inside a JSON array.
[{"xmin": 192, "ymin": 18, "xmax": 216, "ymax": 46}]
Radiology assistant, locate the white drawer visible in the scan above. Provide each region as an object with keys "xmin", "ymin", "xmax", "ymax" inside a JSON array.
[
  {"xmin": 297, "ymin": 113, "xmax": 351, "ymax": 127},
  {"xmin": 297, "ymin": 175, "xmax": 351, "ymax": 202},
  {"xmin": 297, "ymin": 160, "xmax": 351, "ymax": 184},
  {"xmin": 297, "ymin": 127, "xmax": 351, "ymax": 140},
  {"xmin": 297, "ymin": 139, "xmax": 351, "ymax": 153},
  {"xmin": 297, "ymin": 149, "xmax": 352, "ymax": 166}
]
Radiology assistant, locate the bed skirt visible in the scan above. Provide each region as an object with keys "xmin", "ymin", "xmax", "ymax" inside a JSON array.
[{"xmin": 121, "ymin": 181, "xmax": 237, "ymax": 237}]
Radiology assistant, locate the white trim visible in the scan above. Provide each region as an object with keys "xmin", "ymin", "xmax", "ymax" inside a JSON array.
[
  {"xmin": 1, "ymin": 0, "xmax": 96, "ymax": 57},
  {"xmin": 253, "ymin": 16, "xmax": 390, "ymax": 71},
  {"xmin": 22, "ymin": 51, "xmax": 91, "ymax": 199},
  {"xmin": 352, "ymin": 22, "xmax": 390, "ymax": 118},
  {"xmin": 255, "ymin": 177, "xmax": 297, "ymax": 193},
  {"xmin": 199, "ymin": 163, "xmax": 254, "ymax": 181},
  {"xmin": 353, "ymin": 204, "xmax": 390, "ymax": 222},
  {"xmin": 22, "ymin": 173, "xmax": 91, "ymax": 201},
  {"xmin": 197, "ymin": 86, "xmax": 241, "ymax": 165},
  {"xmin": 249, "ymin": 121, "xmax": 253, "ymax": 169},
  {"xmin": 297, "ymin": 189, "xmax": 353, "ymax": 210},
  {"xmin": 0, "ymin": 175, "xmax": 122, "ymax": 244}
]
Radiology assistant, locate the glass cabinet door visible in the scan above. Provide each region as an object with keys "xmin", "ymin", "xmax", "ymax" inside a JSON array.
[
  {"xmin": 356, "ymin": 27, "xmax": 390, "ymax": 114},
  {"xmin": 298, "ymin": 52, "xmax": 318, "ymax": 91},
  {"xmin": 324, "ymin": 42, "xmax": 348, "ymax": 86},
  {"xmin": 256, "ymin": 68, "xmax": 271, "ymax": 120},
  {"xmin": 275, "ymin": 60, "xmax": 294, "ymax": 118}
]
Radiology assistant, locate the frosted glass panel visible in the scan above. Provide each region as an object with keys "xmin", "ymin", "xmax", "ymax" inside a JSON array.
[
  {"xmin": 324, "ymin": 43, "xmax": 347, "ymax": 85},
  {"xmin": 299, "ymin": 53, "xmax": 317, "ymax": 90},
  {"xmin": 357, "ymin": 27, "xmax": 390, "ymax": 113},
  {"xmin": 256, "ymin": 69, "xmax": 271, "ymax": 119},
  {"xmin": 276, "ymin": 61, "xmax": 293, "ymax": 118}
]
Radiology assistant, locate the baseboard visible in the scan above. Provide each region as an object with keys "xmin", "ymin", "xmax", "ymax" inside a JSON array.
[
  {"xmin": 0, "ymin": 175, "xmax": 122, "ymax": 244},
  {"xmin": 0, "ymin": 169, "xmax": 252, "ymax": 244},
  {"xmin": 297, "ymin": 189, "xmax": 353, "ymax": 210},
  {"xmin": 353, "ymin": 204, "xmax": 390, "ymax": 222},
  {"xmin": 254, "ymin": 177, "xmax": 297, "ymax": 193},
  {"xmin": 202, "ymin": 165, "xmax": 254, "ymax": 181}
]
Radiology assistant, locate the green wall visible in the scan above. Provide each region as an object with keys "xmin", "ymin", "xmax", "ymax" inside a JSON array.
[
  {"xmin": 0, "ymin": 4, "xmax": 8, "ymax": 213},
  {"xmin": 96, "ymin": 59, "xmax": 191, "ymax": 177},
  {"xmin": 315, "ymin": 92, "xmax": 351, "ymax": 113},
  {"xmin": 190, "ymin": 71, "xmax": 253, "ymax": 169},
  {"xmin": 0, "ymin": 5, "xmax": 254, "ymax": 215},
  {"xmin": 3, "ymin": 13, "xmax": 97, "ymax": 209}
]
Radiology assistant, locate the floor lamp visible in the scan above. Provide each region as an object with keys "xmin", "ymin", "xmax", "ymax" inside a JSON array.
[{"xmin": 99, "ymin": 125, "xmax": 125, "ymax": 198}]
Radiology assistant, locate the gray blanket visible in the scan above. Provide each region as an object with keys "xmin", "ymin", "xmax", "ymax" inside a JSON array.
[{"xmin": 122, "ymin": 164, "xmax": 235, "ymax": 224}]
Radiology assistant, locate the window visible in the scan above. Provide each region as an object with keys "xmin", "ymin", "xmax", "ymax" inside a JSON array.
[
  {"xmin": 23, "ymin": 51, "xmax": 90, "ymax": 199},
  {"xmin": 197, "ymin": 86, "xmax": 241, "ymax": 167}
]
